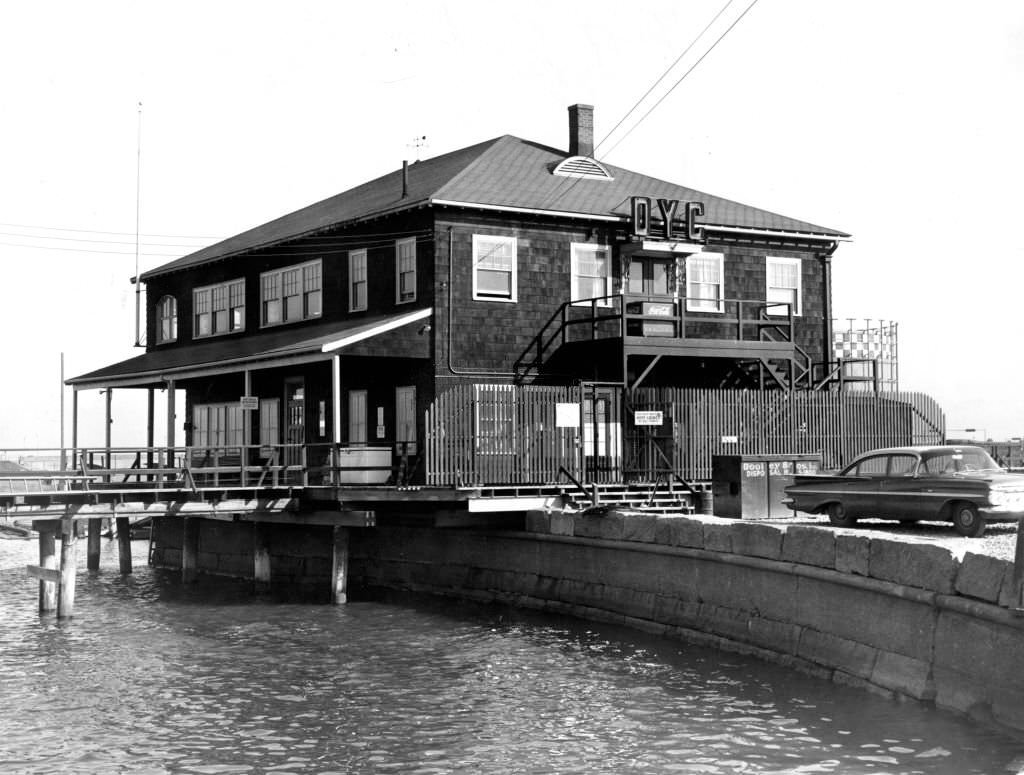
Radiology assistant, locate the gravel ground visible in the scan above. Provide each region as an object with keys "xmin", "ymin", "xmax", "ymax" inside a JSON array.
[{"xmin": 750, "ymin": 513, "xmax": 1022, "ymax": 562}]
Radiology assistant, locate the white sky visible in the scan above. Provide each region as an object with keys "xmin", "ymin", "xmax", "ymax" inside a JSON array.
[{"xmin": 1, "ymin": 0, "xmax": 1022, "ymax": 451}]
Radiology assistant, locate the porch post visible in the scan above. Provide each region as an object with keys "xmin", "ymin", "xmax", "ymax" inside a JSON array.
[
  {"xmin": 165, "ymin": 379, "xmax": 176, "ymax": 469},
  {"xmin": 332, "ymin": 354, "xmax": 342, "ymax": 487},
  {"xmin": 243, "ymin": 369, "xmax": 252, "ymax": 487},
  {"xmin": 105, "ymin": 388, "xmax": 112, "ymax": 472},
  {"xmin": 71, "ymin": 388, "xmax": 79, "ymax": 471},
  {"xmin": 147, "ymin": 387, "xmax": 155, "ymax": 475}
]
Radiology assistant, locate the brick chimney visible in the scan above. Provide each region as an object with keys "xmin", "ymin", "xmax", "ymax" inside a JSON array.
[{"xmin": 568, "ymin": 104, "xmax": 594, "ymax": 157}]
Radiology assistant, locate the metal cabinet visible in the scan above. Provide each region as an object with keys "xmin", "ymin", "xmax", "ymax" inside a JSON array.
[{"xmin": 712, "ymin": 454, "xmax": 821, "ymax": 519}]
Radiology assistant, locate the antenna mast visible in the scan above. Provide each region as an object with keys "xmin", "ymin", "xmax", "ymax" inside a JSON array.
[{"xmin": 134, "ymin": 101, "xmax": 144, "ymax": 347}]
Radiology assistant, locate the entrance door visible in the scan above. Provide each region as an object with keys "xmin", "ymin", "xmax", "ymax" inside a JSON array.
[
  {"xmin": 582, "ymin": 385, "xmax": 622, "ymax": 483},
  {"xmin": 627, "ymin": 257, "xmax": 677, "ymax": 337},
  {"xmin": 284, "ymin": 378, "xmax": 305, "ymax": 478}
]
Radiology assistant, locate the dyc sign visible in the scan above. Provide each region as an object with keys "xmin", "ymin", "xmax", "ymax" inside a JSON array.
[{"xmin": 631, "ymin": 196, "xmax": 704, "ymax": 241}]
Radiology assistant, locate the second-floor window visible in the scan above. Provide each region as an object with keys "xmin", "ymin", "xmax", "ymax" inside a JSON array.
[
  {"xmin": 473, "ymin": 234, "xmax": 517, "ymax": 302},
  {"xmin": 766, "ymin": 256, "xmax": 801, "ymax": 316},
  {"xmin": 685, "ymin": 253, "xmax": 724, "ymax": 313},
  {"xmin": 156, "ymin": 295, "xmax": 177, "ymax": 343},
  {"xmin": 395, "ymin": 238, "xmax": 416, "ymax": 304},
  {"xmin": 570, "ymin": 243, "xmax": 611, "ymax": 306},
  {"xmin": 194, "ymin": 279, "xmax": 245, "ymax": 338},
  {"xmin": 261, "ymin": 259, "xmax": 322, "ymax": 326},
  {"xmin": 349, "ymin": 250, "xmax": 367, "ymax": 312}
]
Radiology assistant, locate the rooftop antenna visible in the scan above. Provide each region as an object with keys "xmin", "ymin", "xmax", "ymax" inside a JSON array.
[
  {"xmin": 133, "ymin": 101, "xmax": 144, "ymax": 347},
  {"xmin": 408, "ymin": 135, "xmax": 427, "ymax": 162}
]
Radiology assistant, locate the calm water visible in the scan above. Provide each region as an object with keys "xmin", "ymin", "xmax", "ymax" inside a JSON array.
[{"xmin": 1, "ymin": 537, "xmax": 1023, "ymax": 774}]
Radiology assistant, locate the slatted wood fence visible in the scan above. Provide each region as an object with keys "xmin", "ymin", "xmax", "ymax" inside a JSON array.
[{"xmin": 425, "ymin": 385, "xmax": 945, "ymax": 486}]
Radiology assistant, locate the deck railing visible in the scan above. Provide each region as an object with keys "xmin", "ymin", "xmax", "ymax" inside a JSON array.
[
  {"xmin": 513, "ymin": 294, "xmax": 795, "ymax": 381},
  {"xmin": 0, "ymin": 443, "xmax": 411, "ymax": 496}
]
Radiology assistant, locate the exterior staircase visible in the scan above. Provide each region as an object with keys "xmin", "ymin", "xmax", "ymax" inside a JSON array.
[{"xmin": 564, "ymin": 481, "xmax": 696, "ymax": 514}]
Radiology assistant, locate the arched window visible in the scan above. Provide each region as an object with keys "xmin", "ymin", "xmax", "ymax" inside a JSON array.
[{"xmin": 157, "ymin": 295, "xmax": 177, "ymax": 343}]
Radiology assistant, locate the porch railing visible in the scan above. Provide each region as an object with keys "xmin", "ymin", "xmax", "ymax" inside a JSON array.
[{"xmin": 513, "ymin": 294, "xmax": 795, "ymax": 382}]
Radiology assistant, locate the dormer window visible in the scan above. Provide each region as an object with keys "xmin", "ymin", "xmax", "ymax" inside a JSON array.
[
  {"xmin": 156, "ymin": 295, "xmax": 177, "ymax": 343},
  {"xmin": 552, "ymin": 156, "xmax": 613, "ymax": 181}
]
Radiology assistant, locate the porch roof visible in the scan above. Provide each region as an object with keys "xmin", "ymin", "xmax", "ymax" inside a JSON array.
[{"xmin": 68, "ymin": 307, "xmax": 433, "ymax": 389}]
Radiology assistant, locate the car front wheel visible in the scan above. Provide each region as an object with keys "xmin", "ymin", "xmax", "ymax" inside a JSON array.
[
  {"xmin": 951, "ymin": 501, "xmax": 985, "ymax": 537},
  {"xmin": 827, "ymin": 502, "xmax": 857, "ymax": 528}
]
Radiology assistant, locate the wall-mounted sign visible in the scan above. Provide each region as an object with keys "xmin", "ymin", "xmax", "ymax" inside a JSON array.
[
  {"xmin": 634, "ymin": 410, "xmax": 663, "ymax": 426},
  {"xmin": 556, "ymin": 403, "xmax": 580, "ymax": 428},
  {"xmin": 631, "ymin": 196, "xmax": 704, "ymax": 241},
  {"xmin": 721, "ymin": 435, "xmax": 738, "ymax": 444},
  {"xmin": 240, "ymin": 396, "xmax": 258, "ymax": 411}
]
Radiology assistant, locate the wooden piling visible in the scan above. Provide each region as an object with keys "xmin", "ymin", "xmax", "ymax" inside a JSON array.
[
  {"xmin": 182, "ymin": 517, "xmax": 199, "ymax": 583},
  {"xmin": 253, "ymin": 522, "xmax": 271, "ymax": 593},
  {"xmin": 87, "ymin": 517, "xmax": 102, "ymax": 570},
  {"xmin": 116, "ymin": 516, "xmax": 132, "ymax": 574},
  {"xmin": 38, "ymin": 526, "xmax": 57, "ymax": 613},
  {"xmin": 57, "ymin": 517, "xmax": 77, "ymax": 619},
  {"xmin": 331, "ymin": 525, "xmax": 349, "ymax": 604}
]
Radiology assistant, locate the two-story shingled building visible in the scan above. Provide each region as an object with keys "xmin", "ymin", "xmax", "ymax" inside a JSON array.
[{"xmin": 69, "ymin": 105, "xmax": 940, "ymax": 507}]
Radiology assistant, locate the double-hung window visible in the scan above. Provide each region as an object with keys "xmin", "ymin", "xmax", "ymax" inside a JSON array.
[
  {"xmin": 395, "ymin": 238, "xmax": 416, "ymax": 304},
  {"xmin": 472, "ymin": 234, "xmax": 517, "ymax": 302},
  {"xmin": 349, "ymin": 250, "xmax": 367, "ymax": 312},
  {"xmin": 685, "ymin": 253, "xmax": 724, "ymax": 313},
  {"xmin": 766, "ymin": 256, "xmax": 801, "ymax": 316},
  {"xmin": 570, "ymin": 244, "xmax": 611, "ymax": 306},
  {"xmin": 157, "ymin": 295, "xmax": 177, "ymax": 343},
  {"xmin": 194, "ymin": 279, "xmax": 245, "ymax": 338},
  {"xmin": 261, "ymin": 259, "xmax": 322, "ymax": 326}
]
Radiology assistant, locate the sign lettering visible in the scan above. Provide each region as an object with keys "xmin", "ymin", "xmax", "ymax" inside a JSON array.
[
  {"xmin": 634, "ymin": 410, "xmax": 663, "ymax": 426},
  {"xmin": 630, "ymin": 196, "xmax": 705, "ymax": 242}
]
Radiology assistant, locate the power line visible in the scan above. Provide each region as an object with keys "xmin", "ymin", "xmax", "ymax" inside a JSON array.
[
  {"xmin": 0, "ymin": 220, "xmax": 218, "ymax": 241},
  {"xmin": 0, "ymin": 240, "xmax": 181, "ymax": 258},
  {"xmin": 601, "ymin": 0, "xmax": 761, "ymax": 160},
  {"xmin": 0, "ymin": 230, "xmax": 217, "ymax": 249},
  {"xmin": 541, "ymin": 0, "xmax": 748, "ymax": 211}
]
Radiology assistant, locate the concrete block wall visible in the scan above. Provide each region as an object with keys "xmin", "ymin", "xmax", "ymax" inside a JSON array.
[{"xmin": 350, "ymin": 511, "xmax": 1024, "ymax": 735}]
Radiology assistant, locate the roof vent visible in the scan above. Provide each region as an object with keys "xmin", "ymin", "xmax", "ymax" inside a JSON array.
[{"xmin": 553, "ymin": 156, "xmax": 613, "ymax": 180}]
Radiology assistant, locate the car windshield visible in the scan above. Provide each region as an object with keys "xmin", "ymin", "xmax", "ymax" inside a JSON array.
[{"xmin": 920, "ymin": 448, "xmax": 1003, "ymax": 475}]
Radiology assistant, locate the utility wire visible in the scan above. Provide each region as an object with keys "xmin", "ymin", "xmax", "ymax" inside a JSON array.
[
  {"xmin": 0, "ymin": 221, "xmax": 218, "ymax": 240},
  {"xmin": 541, "ymin": 0, "xmax": 757, "ymax": 213},
  {"xmin": 601, "ymin": 0, "xmax": 760, "ymax": 160}
]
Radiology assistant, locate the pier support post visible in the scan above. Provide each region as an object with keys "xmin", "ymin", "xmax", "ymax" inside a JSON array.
[
  {"xmin": 87, "ymin": 517, "xmax": 102, "ymax": 570},
  {"xmin": 253, "ymin": 522, "xmax": 271, "ymax": 594},
  {"xmin": 57, "ymin": 517, "xmax": 78, "ymax": 619},
  {"xmin": 331, "ymin": 525, "xmax": 349, "ymax": 604},
  {"xmin": 182, "ymin": 517, "xmax": 199, "ymax": 584},
  {"xmin": 38, "ymin": 526, "xmax": 57, "ymax": 613},
  {"xmin": 116, "ymin": 516, "xmax": 132, "ymax": 574}
]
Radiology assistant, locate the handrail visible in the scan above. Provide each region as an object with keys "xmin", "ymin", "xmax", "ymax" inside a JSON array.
[{"xmin": 514, "ymin": 295, "xmax": 798, "ymax": 382}]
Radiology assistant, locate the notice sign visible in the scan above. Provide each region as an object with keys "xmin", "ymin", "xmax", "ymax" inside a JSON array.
[
  {"xmin": 240, "ymin": 396, "xmax": 258, "ymax": 411},
  {"xmin": 721, "ymin": 435, "xmax": 738, "ymax": 444},
  {"xmin": 556, "ymin": 403, "xmax": 580, "ymax": 428},
  {"xmin": 634, "ymin": 410, "xmax": 663, "ymax": 426}
]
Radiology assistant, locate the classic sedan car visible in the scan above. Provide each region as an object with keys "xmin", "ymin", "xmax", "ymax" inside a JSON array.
[{"xmin": 782, "ymin": 445, "xmax": 1024, "ymax": 536}]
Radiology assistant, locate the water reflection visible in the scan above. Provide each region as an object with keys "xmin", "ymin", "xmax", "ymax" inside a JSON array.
[{"xmin": 1, "ymin": 537, "xmax": 1022, "ymax": 774}]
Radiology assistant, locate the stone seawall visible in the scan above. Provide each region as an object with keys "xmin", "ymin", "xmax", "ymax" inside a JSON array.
[{"xmin": 349, "ymin": 512, "xmax": 1024, "ymax": 735}]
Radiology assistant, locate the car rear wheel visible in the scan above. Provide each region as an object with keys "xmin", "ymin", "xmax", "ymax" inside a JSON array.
[
  {"xmin": 827, "ymin": 502, "xmax": 857, "ymax": 528},
  {"xmin": 951, "ymin": 501, "xmax": 985, "ymax": 537}
]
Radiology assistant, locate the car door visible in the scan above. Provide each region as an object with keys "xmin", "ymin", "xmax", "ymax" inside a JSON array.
[
  {"xmin": 877, "ymin": 452, "xmax": 924, "ymax": 520},
  {"xmin": 844, "ymin": 454, "xmax": 889, "ymax": 516}
]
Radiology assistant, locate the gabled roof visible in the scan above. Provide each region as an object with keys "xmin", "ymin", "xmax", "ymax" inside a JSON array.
[{"xmin": 141, "ymin": 135, "xmax": 848, "ymax": 281}]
